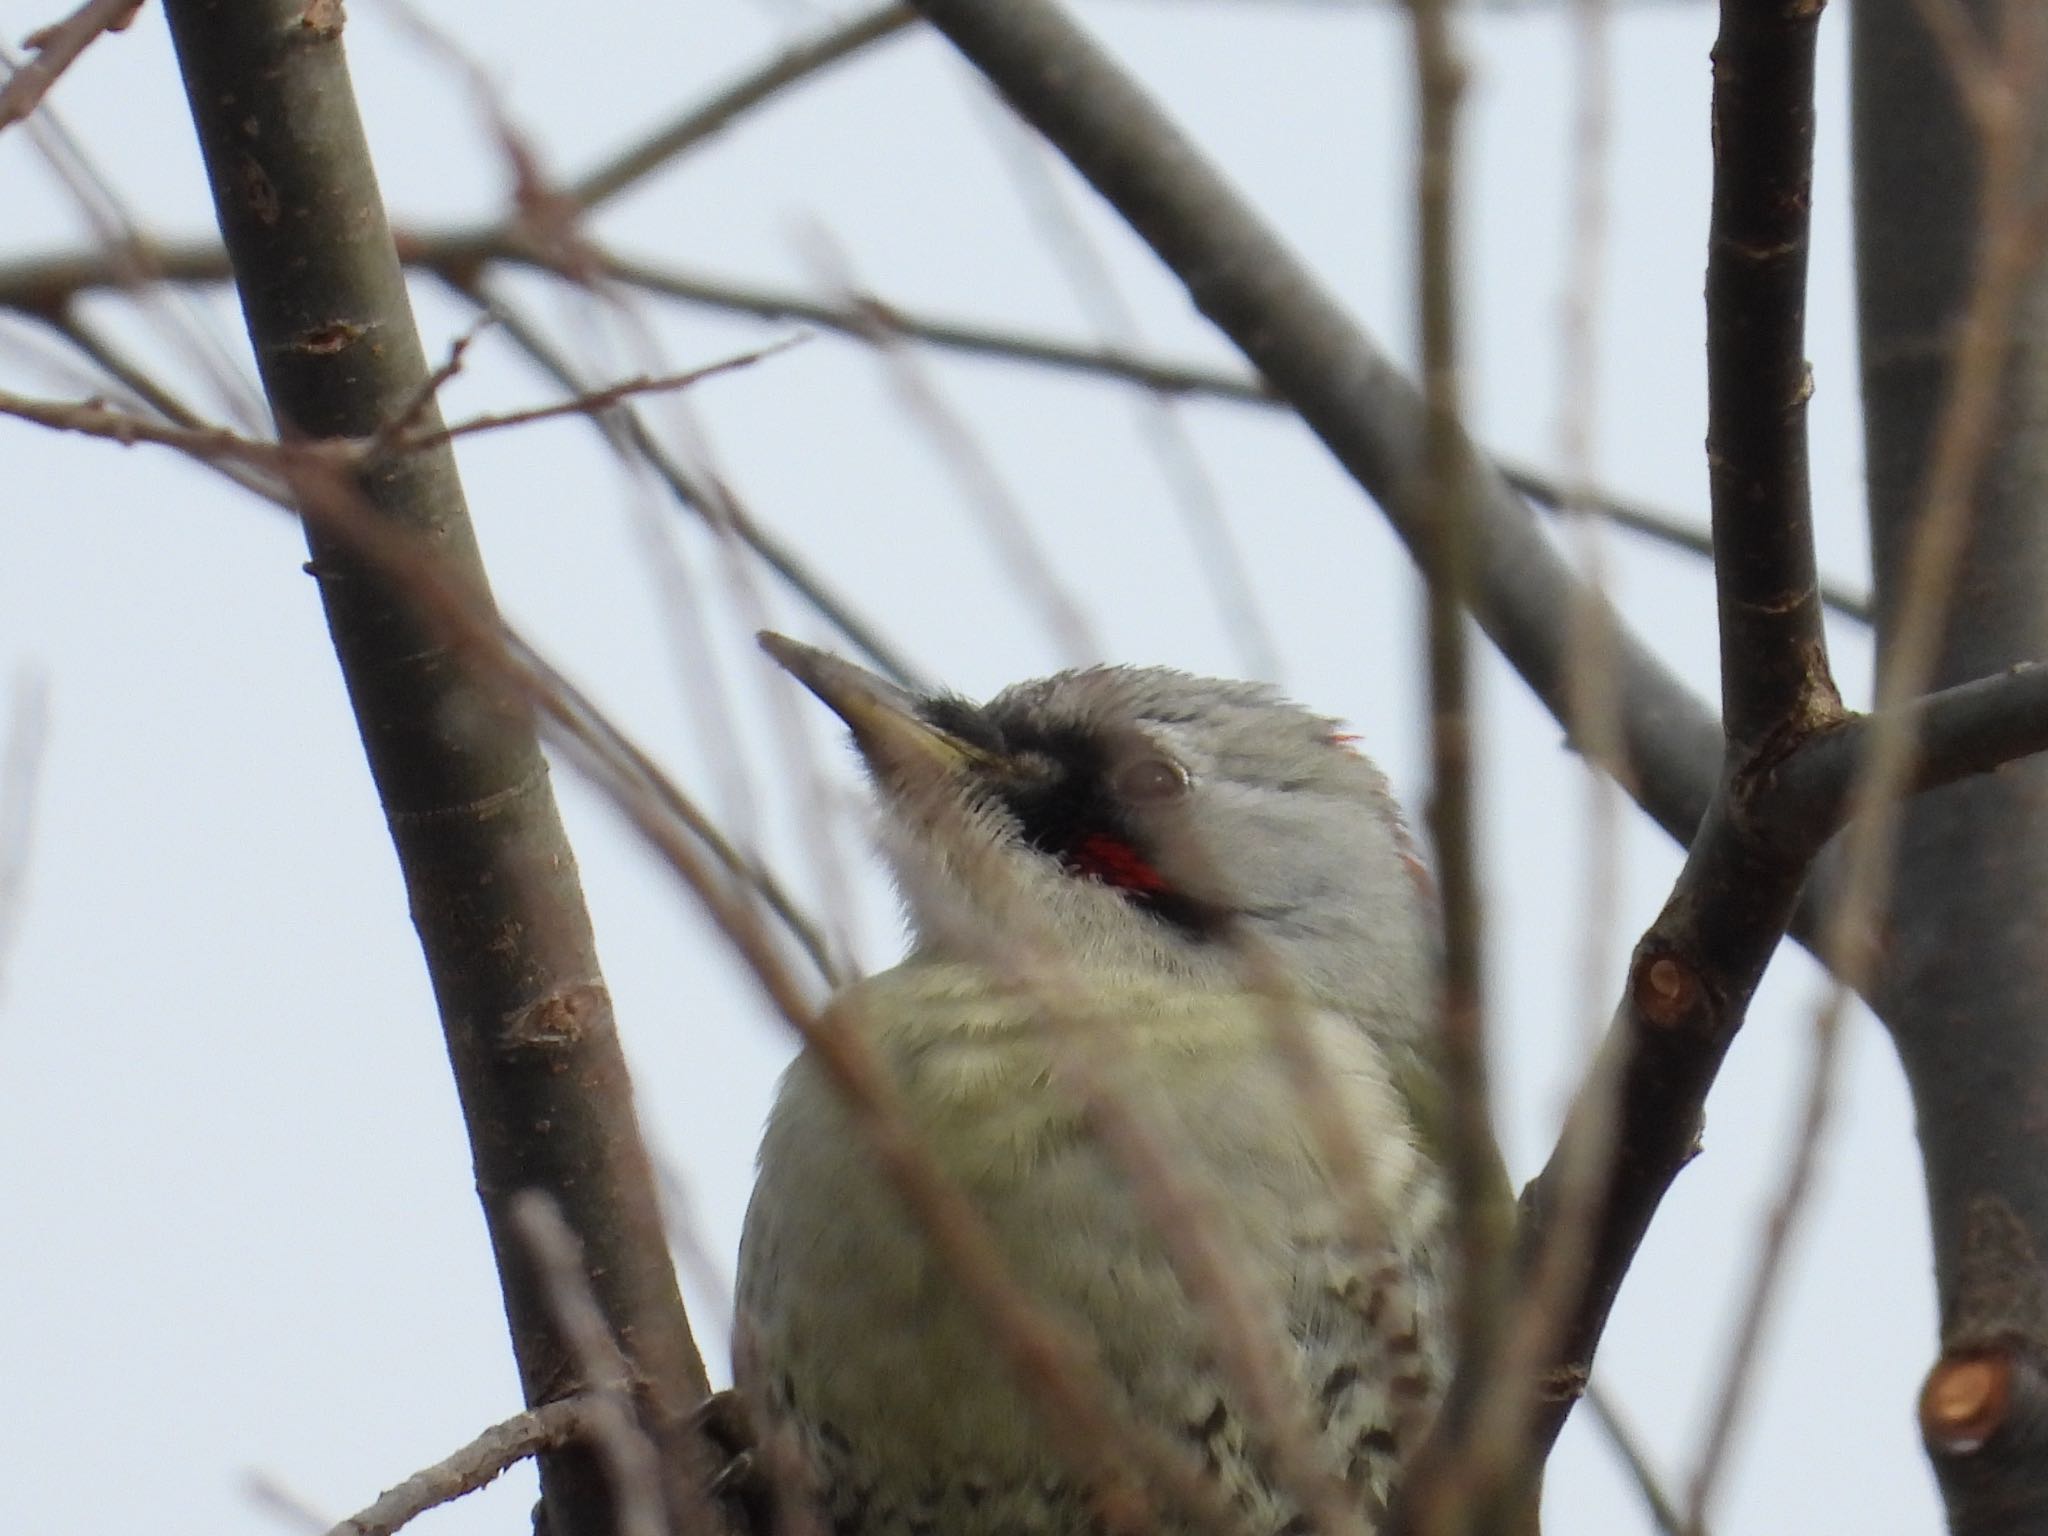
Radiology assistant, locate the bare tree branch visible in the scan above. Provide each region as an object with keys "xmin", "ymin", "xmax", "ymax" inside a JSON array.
[
  {"xmin": 451, "ymin": 273, "xmax": 929, "ymax": 690},
  {"xmin": 568, "ymin": 4, "xmax": 916, "ymax": 210},
  {"xmin": 0, "ymin": 0, "xmax": 142, "ymax": 132},
  {"xmin": 322, "ymin": 1398, "xmax": 596, "ymax": 1536},
  {"xmin": 1703, "ymin": 0, "xmax": 1835, "ymax": 751},
  {"xmin": 512, "ymin": 1197, "xmax": 671, "ymax": 1536},
  {"xmin": 1774, "ymin": 661, "xmax": 2048, "ymax": 830},
  {"xmin": 1667, "ymin": 5, "xmax": 1835, "ymax": 1520},
  {"xmin": 1, "ymin": 233, "xmax": 1881, "ymax": 626},
  {"xmin": 0, "ymin": 670, "xmax": 48, "ymax": 1009},
  {"xmin": 1386, "ymin": 0, "xmax": 1519, "ymax": 1529},
  {"xmin": 1582, "ymin": 1383, "xmax": 1690, "ymax": 1536},
  {"xmin": 154, "ymin": 7, "xmax": 730, "ymax": 1535},
  {"xmin": 1852, "ymin": 5, "xmax": 2048, "ymax": 1528}
]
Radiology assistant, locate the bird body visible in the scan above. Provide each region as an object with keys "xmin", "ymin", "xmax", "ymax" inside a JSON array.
[{"xmin": 735, "ymin": 642, "xmax": 1470, "ymax": 1536}]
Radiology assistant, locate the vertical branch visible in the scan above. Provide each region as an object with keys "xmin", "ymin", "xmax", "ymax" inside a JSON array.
[
  {"xmin": 155, "ymin": 7, "xmax": 726, "ymax": 1536},
  {"xmin": 1661, "ymin": 4, "xmax": 1833, "ymax": 1520},
  {"xmin": 1402, "ymin": 0, "xmax": 1513, "ymax": 1530},
  {"xmin": 1706, "ymin": 0, "xmax": 1835, "ymax": 750}
]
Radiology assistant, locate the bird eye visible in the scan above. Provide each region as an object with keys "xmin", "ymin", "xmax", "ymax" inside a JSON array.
[{"xmin": 1114, "ymin": 754, "xmax": 1190, "ymax": 802}]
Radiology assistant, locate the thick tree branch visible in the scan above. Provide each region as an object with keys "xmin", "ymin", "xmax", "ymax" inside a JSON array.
[
  {"xmin": 1704, "ymin": 0, "xmax": 1835, "ymax": 750},
  {"xmin": 155, "ymin": 8, "xmax": 727, "ymax": 1536},
  {"xmin": 1497, "ymin": 0, "xmax": 1833, "ymax": 1487},
  {"xmin": 1855, "ymin": 4, "xmax": 2048, "ymax": 1529},
  {"xmin": 1669, "ymin": 7, "xmax": 1836, "ymax": 1517},
  {"xmin": 1772, "ymin": 662, "xmax": 2048, "ymax": 836}
]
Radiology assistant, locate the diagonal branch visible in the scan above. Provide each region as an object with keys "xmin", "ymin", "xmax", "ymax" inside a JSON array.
[
  {"xmin": 0, "ymin": 0, "xmax": 142, "ymax": 132},
  {"xmin": 567, "ymin": 4, "xmax": 916, "ymax": 210},
  {"xmin": 323, "ymin": 1398, "xmax": 597, "ymax": 1536}
]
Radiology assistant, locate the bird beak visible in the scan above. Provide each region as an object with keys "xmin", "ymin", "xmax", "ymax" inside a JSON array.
[{"xmin": 759, "ymin": 632, "xmax": 984, "ymax": 786}]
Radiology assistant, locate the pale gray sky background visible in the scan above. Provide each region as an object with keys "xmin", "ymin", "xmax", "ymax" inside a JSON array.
[{"xmin": 0, "ymin": 2, "xmax": 1931, "ymax": 1532}]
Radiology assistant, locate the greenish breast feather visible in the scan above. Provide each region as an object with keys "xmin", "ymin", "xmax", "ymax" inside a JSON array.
[{"xmin": 735, "ymin": 961, "xmax": 1460, "ymax": 1536}]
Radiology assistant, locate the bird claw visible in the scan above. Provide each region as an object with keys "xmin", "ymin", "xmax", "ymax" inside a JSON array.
[
  {"xmin": 695, "ymin": 1390, "xmax": 772, "ymax": 1535},
  {"xmin": 694, "ymin": 1388, "xmax": 757, "ymax": 1460},
  {"xmin": 709, "ymin": 1448, "xmax": 759, "ymax": 1501}
]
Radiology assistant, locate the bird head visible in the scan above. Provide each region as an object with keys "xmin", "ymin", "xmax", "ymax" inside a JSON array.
[{"xmin": 763, "ymin": 634, "xmax": 1439, "ymax": 1039}]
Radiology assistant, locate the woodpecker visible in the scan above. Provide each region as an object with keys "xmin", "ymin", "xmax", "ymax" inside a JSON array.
[{"xmin": 736, "ymin": 636, "xmax": 1471, "ymax": 1536}]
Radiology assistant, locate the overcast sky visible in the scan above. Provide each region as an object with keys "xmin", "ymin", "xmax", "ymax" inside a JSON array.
[{"xmin": 0, "ymin": 2, "xmax": 1934, "ymax": 1533}]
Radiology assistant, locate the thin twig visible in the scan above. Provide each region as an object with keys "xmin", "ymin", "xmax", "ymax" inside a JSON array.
[
  {"xmin": 31, "ymin": 302, "xmax": 288, "ymax": 532},
  {"xmin": 244, "ymin": 1471, "xmax": 330, "ymax": 1532},
  {"xmin": 0, "ymin": 670, "xmax": 49, "ymax": 1009},
  {"xmin": 1461, "ymin": 0, "xmax": 1628, "ymax": 1517},
  {"xmin": 392, "ymin": 333, "xmax": 809, "ymax": 455},
  {"xmin": 320, "ymin": 1398, "xmax": 596, "ymax": 1536},
  {"xmin": 455, "ymin": 273, "xmax": 928, "ymax": 691},
  {"xmin": 0, "ymin": 235, "xmax": 1879, "ymax": 625},
  {"xmin": 0, "ymin": 0, "xmax": 142, "ymax": 131},
  {"xmin": 367, "ymin": 312, "xmax": 495, "ymax": 456},
  {"xmin": 373, "ymin": 0, "xmax": 590, "ymax": 270},
  {"xmin": 1387, "ymin": 0, "xmax": 1513, "ymax": 1527},
  {"xmin": 1510, "ymin": 463, "xmax": 1874, "ymax": 624},
  {"xmin": 965, "ymin": 84, "xmax": 1283, "ymax": 679},
  {"xmin": 568, "ymin": 4, "xmax": 917, "ymax": 210},
  {"xmin": 510, "ymin": 1197, "xmax": 669, "ymax": 1536},
  {"xmin": 1557, "ymin": 0, "xmax": 1620, "ymax": 940},
  {"xmin": 807, "ymin": 233, "xmax": 1102, "ymax": 664},
  {"xmin": 1582, "ymin": 1382, "xmax": 1689, "ymax": 1536}
]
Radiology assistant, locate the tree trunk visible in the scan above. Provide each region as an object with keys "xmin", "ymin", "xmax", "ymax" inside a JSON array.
[{"xmin": 1854, "ymin": 2, "xmax": 2048, "ymax": 1528}]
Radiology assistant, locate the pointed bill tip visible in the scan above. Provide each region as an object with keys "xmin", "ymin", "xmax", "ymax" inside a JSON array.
[
  {"xmin": 755, "ymin": 629, "xmax": 814, "ymax": 672},
  {"xmin": 758, "ymin": 632, "xmax": 979, "ymax": 780},
  {"xmin": 758, "ymin": 631, "xmax": 903, "ymax": 713}
]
